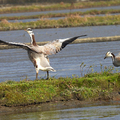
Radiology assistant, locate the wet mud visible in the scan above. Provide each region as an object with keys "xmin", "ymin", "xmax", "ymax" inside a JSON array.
[{"xmin": 0, "ymin": 91, "xmax": 120, "ymax": 115}]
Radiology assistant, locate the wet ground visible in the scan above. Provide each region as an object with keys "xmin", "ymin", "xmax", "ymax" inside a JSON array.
[{"xmin": 1, "ymin": 100, "xmax": 120, "ymax": 120}]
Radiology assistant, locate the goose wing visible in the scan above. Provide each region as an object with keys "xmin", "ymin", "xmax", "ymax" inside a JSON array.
[
  {"xmin": 115, "ymin": 53, "xmax": 120, "ymax": 62},
  {"xmin": 0, "ymin": 40, "xmax": 32, "ymax": 51},
  {"xmin": 116, "ymin": 52, "xmax": 120, "ymax": 57},
  {"xmin": 42, "ymin": 35, "xmax": 87, "ymax": 55}
]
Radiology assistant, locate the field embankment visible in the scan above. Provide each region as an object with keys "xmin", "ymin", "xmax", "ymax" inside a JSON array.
[{"xmin": 0, "ymin": 69, "xmax": 120, "ymax": 108}]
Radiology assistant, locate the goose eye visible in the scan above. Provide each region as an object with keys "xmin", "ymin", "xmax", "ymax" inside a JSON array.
[{"xmin": 27, "ymin": 28, "xmax": 32, "ymax": 31}]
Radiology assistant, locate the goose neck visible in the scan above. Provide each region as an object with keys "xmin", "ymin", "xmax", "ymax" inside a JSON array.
[
  {"xmin": 111, "ymin": 53, "xmax": 115, "ymax": 62},
  {"xmin": 29, "ymin": 33, "xmax": 37, "ymax": 46}
]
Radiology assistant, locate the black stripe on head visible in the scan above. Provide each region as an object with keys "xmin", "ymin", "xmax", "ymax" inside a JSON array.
[
  {"xmin": 27, "ymin": 28, "xmax": 32, "ymax": 31},
  {"xmin": 111, "ymin": 53, "xmax": 115, "ymax": 58}
]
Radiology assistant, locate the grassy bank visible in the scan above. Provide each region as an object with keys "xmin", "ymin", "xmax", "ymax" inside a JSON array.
[
  {"xmin": 1, "ymin": 9, "xmax": 120, "ymax": 21},
  {"xmin": 1, "ymin": 14, "xmax": 120, "ymax": 31},
  {"xmin": 0, "ymin": 0, "xmax": 120, "ymax": 14},
  {"xmin": 0, "ymin": 66, "xmax": 120, "ymax": 107}
]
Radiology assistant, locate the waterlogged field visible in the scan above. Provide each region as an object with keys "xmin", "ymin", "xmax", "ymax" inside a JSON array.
[
  {"xmin": 0, "ymin": 4, "xmax": 120, "ymax": 31},
  {"xmin": 1, "ymin": 8, "xmax": 120, "ymax": 21},
  {"xmin": 0, "ymin": 2, "xmax": 120, "ymax": 117}
]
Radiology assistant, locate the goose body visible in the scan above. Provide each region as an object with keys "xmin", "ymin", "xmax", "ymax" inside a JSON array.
[
  {"xmin": 0, "ymin": 28, "xmax": 87, "ymax": 79},
  {"xmin": 104, "ymin": 51, "xmax": 120, "ymax": 67}
]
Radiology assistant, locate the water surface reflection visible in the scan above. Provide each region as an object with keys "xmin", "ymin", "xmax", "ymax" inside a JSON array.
[{"xmin": 1, "ymin": 103, "xmax": 120, "ymax": 120}]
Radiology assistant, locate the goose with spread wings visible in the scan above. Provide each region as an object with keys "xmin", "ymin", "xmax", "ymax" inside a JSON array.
[{"xmin": 0, "ymin": 28, "xmax": 87, "ymax": 79}]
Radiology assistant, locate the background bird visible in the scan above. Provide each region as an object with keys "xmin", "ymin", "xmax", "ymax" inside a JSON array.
[{"xmin": 104, "ymin": 51, "xmax": 120, "ymax": 67}]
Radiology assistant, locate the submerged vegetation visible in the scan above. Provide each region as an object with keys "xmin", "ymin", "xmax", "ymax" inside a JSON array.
[
  {"xmin": 0, "ymin": 0, "xmax": 120, "ymax": 14},
  {"xmin": 0, "ymin": 65, "xmax": 120, "ymax": 106},
  {"xmin": 1, "ymin": 14, "xmax": 120, "ymax": 31}
]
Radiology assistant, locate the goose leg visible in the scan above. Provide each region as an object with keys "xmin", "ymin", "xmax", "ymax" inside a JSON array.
[
  {"xmin": 36, "ymin": 72, "xmax": 38, "ymax": 79},
  {"xmin": 46, "ymin": 71, "xmax": 49, "ymax": 80}
]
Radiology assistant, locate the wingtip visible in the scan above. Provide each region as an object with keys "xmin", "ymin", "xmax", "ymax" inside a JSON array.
[{"xmin": 79, "ymin": 35, "xmax": 87, "ymax": 37}]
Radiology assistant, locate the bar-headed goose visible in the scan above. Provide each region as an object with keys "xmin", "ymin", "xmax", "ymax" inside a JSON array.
[
  {"xmin": 104, "ymin": 51, "xmax": 120, "ymax": 67},
  {"xmin": 0, "ymin": 28, "xmax": 87, "ymax": 79}
]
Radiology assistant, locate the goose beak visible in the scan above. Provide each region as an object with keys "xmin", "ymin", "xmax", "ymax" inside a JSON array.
[
  {"xmin": 104, "ymin": 56, "xmax": 106, "ymax": 59},
  {"xmin": 24, "ymin": 29, "xmax": 27, "ymax": 32},
  {"xmin": 24, "ymin": 29, "xmax": 29, "ymax": 34}
]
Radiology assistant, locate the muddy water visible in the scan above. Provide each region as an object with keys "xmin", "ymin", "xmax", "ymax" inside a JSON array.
[{"xmin": 1, "ymin": 103, "xmax": 120, "ymax": 120}]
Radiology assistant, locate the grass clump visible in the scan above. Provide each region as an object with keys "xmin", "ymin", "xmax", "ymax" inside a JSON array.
[{"xmin": 0, "ymin": 65, "xmax": 120, "ymax": 106}]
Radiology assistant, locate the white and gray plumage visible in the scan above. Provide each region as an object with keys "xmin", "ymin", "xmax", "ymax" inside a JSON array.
[
  {"xmin": 104, "ymin": 51, "xmax": 120, "ymax": 67},
  {"xmin": 0, "ymin": 28, "xmax": 87, "ymax": 79}
]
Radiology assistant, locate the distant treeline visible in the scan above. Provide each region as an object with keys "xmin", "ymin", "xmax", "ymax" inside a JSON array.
[{"xmin": 0, "ymin": 0, "xmax": 112, "ymax": 5}]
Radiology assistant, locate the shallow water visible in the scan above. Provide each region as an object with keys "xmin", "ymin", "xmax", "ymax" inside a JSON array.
[
  {"xmin": 0, "ymin": 25, "xmax": 120, "ymax": 81},
  {"xmin": 1, "ymin": 103, "xmax": 120, "ymax": 120},
  {"xmin": 0, "ymin": 41, "xmax": 119, "ymax": 82}
]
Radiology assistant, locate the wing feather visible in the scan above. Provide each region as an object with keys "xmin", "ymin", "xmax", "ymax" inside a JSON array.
[
  {"xmin": 0, "ymin": 40, "xmax": 32, "ymax": 51},
  {"xmin": 43, "ymin": 35, "xmax": 87, "ymax": 55}
]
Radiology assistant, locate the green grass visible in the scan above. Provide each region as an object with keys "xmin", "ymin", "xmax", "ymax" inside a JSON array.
[
  {"xmin": 0, "ymin": 0, "xmax": 120, "ymax": 14},
  {"xmin": 0, "ymin": 66, "xmax": 120, "ymax": 106}
]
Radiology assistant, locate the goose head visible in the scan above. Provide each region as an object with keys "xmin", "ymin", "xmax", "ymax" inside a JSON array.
[
  {"xmin": 104, "ymin": 51, "xmax": 115, "ymax": 60},
  {"xmin": 25, "ymin": 28, "xmax": 37, "ymax": 46},
  {"xmin": 26, "ymin": 28, "xmax": 34, "ymax": 35}
]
